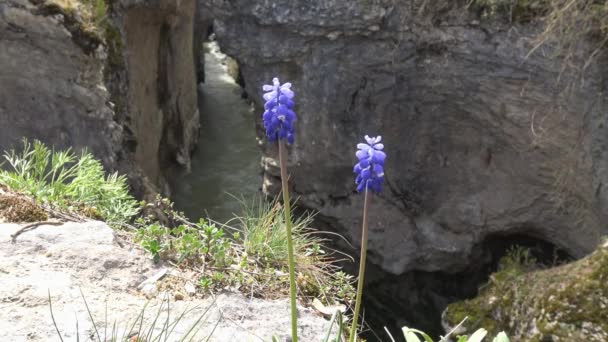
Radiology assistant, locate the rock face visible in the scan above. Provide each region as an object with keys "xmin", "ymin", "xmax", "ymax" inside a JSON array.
[
  {"xmin": 0, "ymin": 0, "xmax": 122, "ymax": 170},
  {"xmin": 111, "ymin": 0, "xmax": 200, "ymax": 193},
  {"xmin": 0, "ymin": 221, "xmax": 330, "ymax": 341},
  {"xmin": 0, "ymin": 0, "xmax": 200, "ymax": 196},
  {"xmin": 202, "ymin": 0, "xmax": 608, "ymax": 275}
]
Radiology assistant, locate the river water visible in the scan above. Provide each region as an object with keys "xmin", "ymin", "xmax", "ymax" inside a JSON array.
[{"xmin": 171, "ymin": 42, "xmax": 261, "ymax": 223}]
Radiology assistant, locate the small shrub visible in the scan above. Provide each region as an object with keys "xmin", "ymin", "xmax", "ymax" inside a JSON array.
[
  {"xmin": 0, "ymin": 139, "xmax": 139, "ymax": 226},
  {"xmin": 135, "ymin": 218, "xmax": 232, "ymax": 267}
]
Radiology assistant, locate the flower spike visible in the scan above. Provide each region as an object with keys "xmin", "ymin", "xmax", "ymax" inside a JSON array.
[
  {"xmin": 353, "ymin": 135, "xmax": 386, "ymax": 193},
  {"xmin": 262, "ymin": 77, "xmax": 296, "ymax": 144}
]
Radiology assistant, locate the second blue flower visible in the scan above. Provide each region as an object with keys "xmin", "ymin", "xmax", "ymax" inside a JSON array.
[{"xmin": 353, "ymin": 135, "xmax": 386, "ymax": 193}]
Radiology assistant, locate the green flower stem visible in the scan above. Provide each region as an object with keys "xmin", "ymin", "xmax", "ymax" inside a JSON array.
[
  {"xmin": 349, "ymin": 187, "xmax": 371, "ymax": 342},
  {"xmin": 278, "ymin": 139, "xmax": 298, "ymax": 342}
]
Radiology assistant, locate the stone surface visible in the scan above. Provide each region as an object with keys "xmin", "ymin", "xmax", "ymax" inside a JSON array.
[
  {"xmin": 202, "ymin": 0, "xmax": 608, "ymax": 275},
  {"xmin": 112, "ymin": 0, "xmax": 200, "ymax": 194},
  {"xmin": 0, "ymin": 221, "xmax": 330, "ymax": 341},
  {"xmin": 0, "ymin": 0, "xmax": 121, "ymax": 169}
]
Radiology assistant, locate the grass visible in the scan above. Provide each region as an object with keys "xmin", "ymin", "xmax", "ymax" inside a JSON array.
[
  {"xmin": 237, "ymin": 196, "xmax": 328, "ymax": 271},
  {"xmin": 468, "ymin": 0, "xmax": 608, "ymax": 76},
  {"xmin": 529, "ymin": 0, "xmax": 608, "ymax": 75},
  {"xmin": 49, "ymin": 290, "xmax": 218, "ymax": 342},
  {"xmin": 43, "ymin": 0, "xmax": 109, "ymax": 38},
  {"xmin": 134, "ymin": 195, "xmax": 355, "ymax": 306},
  {"xmin": 468, "ymin": 0, "xmax": 551, "ymax": 22},
  {"xmin": 0, "ymin": 139, "xmax": 139, "ymax": 226}
]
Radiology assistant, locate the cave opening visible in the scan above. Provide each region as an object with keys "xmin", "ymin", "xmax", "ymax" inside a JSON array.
[
  {"xmin": 171, "ymin": 25, "xmax": 260, "ymax": 223},
  {"xmin": 357, "ymin": 232, "xmax": 572, "ymax": 342}
]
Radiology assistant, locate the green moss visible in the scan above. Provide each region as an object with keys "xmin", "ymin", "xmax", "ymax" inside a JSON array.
[{"xmin": 444, "ymin": 244, "xmax": 608, "ymax": 341}]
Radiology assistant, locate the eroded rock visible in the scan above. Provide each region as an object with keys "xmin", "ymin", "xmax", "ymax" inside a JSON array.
[{"xmin": 202, "ymin": 0, "xmax": 608, "ymax": 275}]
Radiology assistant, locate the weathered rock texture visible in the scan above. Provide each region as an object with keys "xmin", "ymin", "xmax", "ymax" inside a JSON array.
[
  {"xmin": 110, "ymin": 0, "xmax": 200, "ymax": 193},
  {"xmin": 0, "ymin": 0, "xmax": 200, "ymax": 196},
  {"xmin": 0, "ymin": 0, "xmax": 121, "ymax": 169},
  {"xmin": 0, "ymin": 221, "xmax": 330, "ymax": 341},
  {"xmin": 202, "ymin": 0, "xmax": 608, "ymax": 276}
]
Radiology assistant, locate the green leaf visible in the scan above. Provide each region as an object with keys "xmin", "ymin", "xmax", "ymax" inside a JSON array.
[
  {"xmin": 492, "ymin": 332, "xmax": 510, "ymax": 342},
  {"xmin": 402, "ymin": 327, "xmax": 433, "ymax": 342},
  {"xmin": 468, "ymin": 328, "xmax": 488, "ymax": 342}
]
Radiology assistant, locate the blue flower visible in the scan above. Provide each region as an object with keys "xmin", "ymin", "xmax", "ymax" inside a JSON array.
[
  {"xmin": 262, "ymin": 77, "xmax": 296, "ymax": 144},
  {"xmin": 353, "ymin": 135, "xmax": 386, "ymax": 193}
]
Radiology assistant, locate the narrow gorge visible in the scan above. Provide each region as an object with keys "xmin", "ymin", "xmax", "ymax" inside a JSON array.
[{"xmin": 1, "ymin": 0, "xmax": 607, "ymax": 341}]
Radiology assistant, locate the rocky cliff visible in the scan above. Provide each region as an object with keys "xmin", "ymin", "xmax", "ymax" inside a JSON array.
[
  {"xmin": 0, "ymin": 0, "xmax": 200, "ymax": 196},
  {"xmin": 202, "ymin": 0, "xmax": 608, "ymax": 276}
]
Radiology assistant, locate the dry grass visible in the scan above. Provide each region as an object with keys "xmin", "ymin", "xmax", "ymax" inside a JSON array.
[
  {"xmin": 528, "ymin": 0, "xmax": 608, "ymax": 78},
  {"xmin": 44, "ymin": 0, "xmax": 108, "ymax": 37},
  {"xmin": 0, "ymin": 191, "xmax": 48, "ymax": 223}
]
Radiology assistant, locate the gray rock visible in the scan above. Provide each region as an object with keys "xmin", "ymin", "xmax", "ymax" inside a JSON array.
[
  {"xmin": 111, "ymin": 0, "xmax": 201, "ymax": 194},
  {"xmin": 0, "ymin": 0, "xmax": 121, "ymax": 169},
  {"xmin": 0, "ymin": 0, "xmax": 201, "ymax": 198},
  {"xmin": 202, "ymin": 0, "xmax": 608, "ymax": 274},
  {"xmin": 0, "ymin": 221, "xmax": 330, "ymax": 341}
]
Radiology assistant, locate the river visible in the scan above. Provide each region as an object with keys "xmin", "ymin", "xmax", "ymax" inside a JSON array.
[{"xmin": 171, "ymin": 41, "xmax": 261, "ymax": 224}]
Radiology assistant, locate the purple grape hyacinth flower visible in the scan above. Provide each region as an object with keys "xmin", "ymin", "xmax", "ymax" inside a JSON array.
[
  {"xmin": 262, "ymin": 77, "xmax": 296, "ymax": 144},
  {"xmin": 354, "ymin": 135, "xmax": 386, "ymax": 193}
]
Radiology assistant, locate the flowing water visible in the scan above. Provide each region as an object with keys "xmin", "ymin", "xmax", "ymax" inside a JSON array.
[{"xmin": 171, "ymin": 42, "xmax": 261, "ymax": 223}]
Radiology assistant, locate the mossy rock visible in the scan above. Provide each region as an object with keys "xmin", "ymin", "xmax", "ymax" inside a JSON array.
[{"xmin": 443, "ymin": 243, "xmax": 608, "ymax": 341}]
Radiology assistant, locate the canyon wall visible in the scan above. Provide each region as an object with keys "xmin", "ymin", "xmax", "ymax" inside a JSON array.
[
  {"xmin": 0, "ymin": 0, "xmax": 200, "ymax": 196},
  {"xmin": 203, "ymin": 0, "xmax": 608, "ymax": 275}
]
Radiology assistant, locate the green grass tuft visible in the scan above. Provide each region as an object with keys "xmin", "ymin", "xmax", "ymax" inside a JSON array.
[{"xmin": 0, "ymin": 139, "xmax": 139, "ymax": 226}]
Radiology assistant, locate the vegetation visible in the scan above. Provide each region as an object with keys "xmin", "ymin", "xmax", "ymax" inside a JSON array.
[
  {"xmin": 469, "ymin": 0, "xmax": 550, "ymax": 22},
  {"xmin": 43, "ymin": 0, "xmax": 109, "ymax": 39},
  {"xmin": 134, "ymin": 196, "xmax": 354, "ymax": 304},
  {"xmin": 0, "ymin": 191, "xmax": 48, "ymax": 222},
  {"xmin": 469, "ymin": 0, "xmax": 608, "ymax": 74},
  {"xmin": 443, "ymin": 243, "xmax": 608, "ymax": 340},
  {"xmin": 0, "ymin": 139, "xmax": 139, "ymax": 226},
  {"xmin": 530, "ymin": 0, "xmax": 608, "ymax": 75},
  {"xmin": 49, "ymin": 291, "xmax": 215, "ymax": 342}
]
